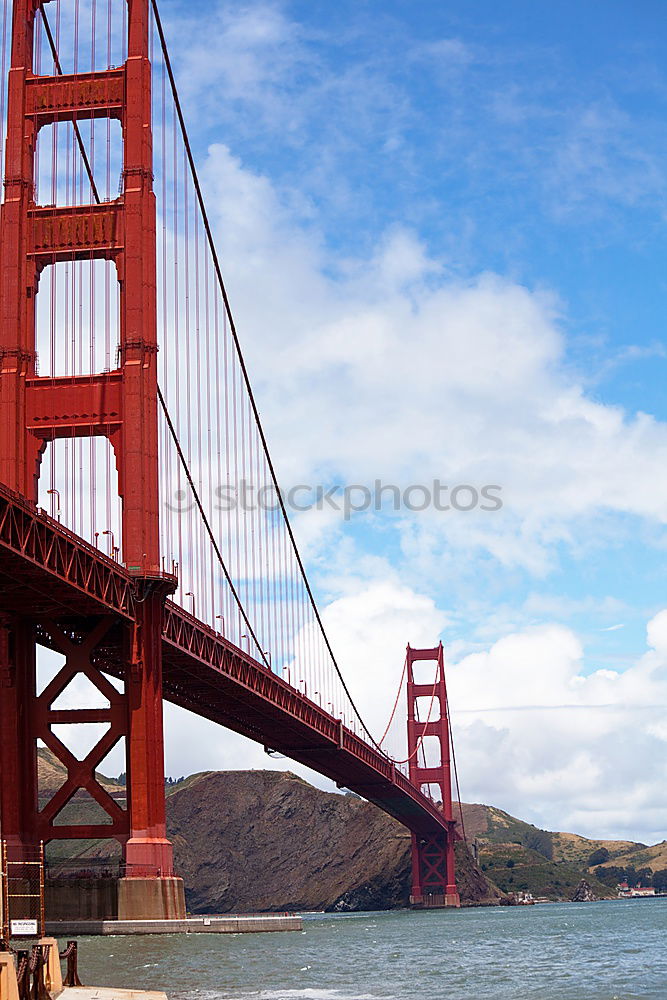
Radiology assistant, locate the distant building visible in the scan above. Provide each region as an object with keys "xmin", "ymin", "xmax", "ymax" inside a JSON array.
[{"xmin": 618, "ymin": 882, "xmax": 656, "ymax": 898}]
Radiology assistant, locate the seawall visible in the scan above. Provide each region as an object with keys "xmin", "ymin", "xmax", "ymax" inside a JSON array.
[{"xmin": 46, "ymin": 914, "xmax": 303, "ymax": 935}]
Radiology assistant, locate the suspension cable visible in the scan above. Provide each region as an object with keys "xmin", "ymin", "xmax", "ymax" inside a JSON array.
[
  {"xmin": 40, "ymin": 7, "xmax": 101, "ymax": 205},
  {"xmin": 446, "ymin": 696, "xmax": 467, "ymax": 844},
  {"xmin": 390, "ymin": 664, "xmax": 440, "ymax": 765},
  {"xmin": 377, "ymin": 652, "xmax": 407, "ymax": 748},
  {"xmin": 40, "ymin": 0, "xmax": 415, "ymax": 758},
  {"xmin": 149, "ymin": 0, "xmax": 385, "ymax": 749},
  {"xmin": 157, "ymin": 386, "xmax": 271, "ymax": 669},
  {"xmin": 38, "ymin": 5, "xmax": 270, "ymax": 672}
]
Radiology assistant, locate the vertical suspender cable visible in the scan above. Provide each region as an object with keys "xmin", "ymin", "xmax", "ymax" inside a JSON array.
[{"xmin": 149, "ymin": 0, "xmax": 385, "ymax": 748}]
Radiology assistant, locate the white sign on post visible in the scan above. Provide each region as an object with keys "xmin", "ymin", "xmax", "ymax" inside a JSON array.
[{"xmin": 10, "ymin": 919, "xmax": 39, "ymax": 937}]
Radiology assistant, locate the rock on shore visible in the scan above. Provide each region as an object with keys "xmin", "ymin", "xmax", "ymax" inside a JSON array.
[{"xmin": 571, "ymin": 879, "xmax": 597, "ymax": 902}]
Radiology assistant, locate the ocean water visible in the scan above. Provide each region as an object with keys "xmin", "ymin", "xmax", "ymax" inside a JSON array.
[{"xmin": 72, "ymin": 899, "xmax": 665, "ymax": 1000}]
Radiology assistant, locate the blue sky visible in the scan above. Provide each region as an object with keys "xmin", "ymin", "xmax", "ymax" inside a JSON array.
[
  {"xmin": 164, "ymin": 0, "xmax": 667, "ymax": 654},
  {"xmin": 152, "ymin": 0, "xmax": 667, "ymax": 839}
]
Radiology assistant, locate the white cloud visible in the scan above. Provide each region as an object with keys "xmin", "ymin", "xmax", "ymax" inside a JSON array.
[
  {"xmin": 448, "ymin": 611, "xmax": 667, "ymax": 841},
  {"xmin": 19, "ymin": 0, "xmax": 667, "ymax": 855},
  {"xmin": 35, "ymin": 591, "xmax": 667, "ymax": 842},
  {"xmin": 198, "ymin": 142, "xmax": 667, "ymax": 583},
  {"xmin": 160, "ymin": 596, "xmax": 667, "ymax": 842},
  {"xmin": 170, "ymin": 1, "xmax": 311, "ymax": 122}
]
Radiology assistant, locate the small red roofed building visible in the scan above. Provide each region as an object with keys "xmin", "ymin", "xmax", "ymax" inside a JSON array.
[{"xmin": 618, "ymin": 882, "xmax": 656, "ymax": 898}]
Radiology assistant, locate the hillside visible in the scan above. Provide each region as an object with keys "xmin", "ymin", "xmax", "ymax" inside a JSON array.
[
  {"xmin": 551, "ymin": 831, "xmax": 643, "ymax": 867},
  {"xmin": 39, "ymin": 751, "xmax": 499, "ymax": 910},
  {"xmin": 36, "ymin": 752, "xmax": 662, "ymax": 908},
  {"xmin": 460, "ymin": 802, "xmax": 662, "ymax": 900},
  {"xmin": 457, "ymin": 802, "xmax": 616, "ymax": 900},
  {"xmin": 596, "ymin": 841, "xmax": 667, "ymax": 872},
  {"xmin": 456, "ymin": 800, "xmax": 639, "ymax": 863},
  {"xmin": 475, "ymin": 842, "xmax": 615, "ymax": 900},
  {"xmin": 166, "ymin": 770, "xmax": 501, "ymax": 912}
]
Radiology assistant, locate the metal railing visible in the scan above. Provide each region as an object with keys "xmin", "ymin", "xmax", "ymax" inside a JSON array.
[
  {"xmin": 10, "ymin": 940, "xmax": 81, "ymax": 999},
  {"xmin": 1, "ymin": 843, "xmax": 45, "ymax": 943},
  {"xmin": 45, "ymin": 858, "xmax": 172, "ymax": 880}
]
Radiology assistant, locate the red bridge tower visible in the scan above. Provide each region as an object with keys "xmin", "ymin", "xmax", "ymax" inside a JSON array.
[
  {"xmin": 0, "ymin": 0, "xmax": 184, "ymax": 919},
  {"xmin": 406, "ymin": 643, "xmax": 460, "ymax": 907}
]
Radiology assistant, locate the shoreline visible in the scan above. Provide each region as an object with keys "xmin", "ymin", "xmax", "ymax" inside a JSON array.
[{"xmin": 45, "ymin": 914, "xmax": 303, "ymax": 936}]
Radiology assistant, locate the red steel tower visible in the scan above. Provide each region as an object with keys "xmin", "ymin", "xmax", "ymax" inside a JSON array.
[
  {"xmin": 0, "ymin": 0, "xmax": 184, "ymax": 919},
  {"xmin": 406, "ymin": 643, "xmax": 460, "ymax": 907}
]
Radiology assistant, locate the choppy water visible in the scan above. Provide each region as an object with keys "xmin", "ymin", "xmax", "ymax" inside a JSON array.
[{"xmin": 70, "ymin": 899, "xmax": 665, "ymax": 1000}]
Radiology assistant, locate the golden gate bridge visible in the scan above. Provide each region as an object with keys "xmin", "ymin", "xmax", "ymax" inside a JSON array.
[{"xmin": 0, "ymin": 0, "xmax": 461, "ymax": 919}]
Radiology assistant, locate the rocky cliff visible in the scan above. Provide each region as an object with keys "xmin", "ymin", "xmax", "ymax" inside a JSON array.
[
  {"xmin": 165, "ymin": 769, "xmax": 501, "ymax": 912},
  {"xmin": 40, "ymin": 751, "xmax": 642, "ymax": 910}
]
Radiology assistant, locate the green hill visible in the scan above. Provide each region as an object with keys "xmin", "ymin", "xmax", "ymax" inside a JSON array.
[{"xmin": 36, "ymin": 751, "xmax": 661, "ymax": 906}]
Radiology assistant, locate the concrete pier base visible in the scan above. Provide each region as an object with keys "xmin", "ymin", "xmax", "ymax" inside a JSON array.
[
  {"xmin": 46, "ymin": 914, "xmax": 303, "ymax": 935},
  {"xmin": 410, "ymin": 892, "xmax": 461, "ymax": 908},
  {"xmin": 39, "ymin": 938, "xmax": 63, "ymax": 995},
  {"xmin": 117, "ymin": 877, "xmax": 186, "ymax": 920},
  {"xmin": 60, "ymin": 988, "xmax": 167, "ymax": 1000},
  {"xmin": 0, "ymin": 952, "xmax": 20, "ymax": 1000}
]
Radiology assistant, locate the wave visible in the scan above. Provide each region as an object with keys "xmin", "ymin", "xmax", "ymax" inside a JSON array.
[{"xmin": 181, "ymin": 989, "xmax": 389, "ymax": 1000}]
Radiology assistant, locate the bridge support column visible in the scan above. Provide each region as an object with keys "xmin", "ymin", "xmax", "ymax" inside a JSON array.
[
  {"xmin": 406, "ymin": 643, "xmax": 460, "ymax": 908},
  {"xmin": 0, "ymin": 617, "xmax": 38, "ymax": 860},
  {"xmin": 121, "ymin": 578, "xmax": 185, "ymax": 920},
  {"xmin": 0, "ymin": 0, "xmax": 183, "ymax": 922}
]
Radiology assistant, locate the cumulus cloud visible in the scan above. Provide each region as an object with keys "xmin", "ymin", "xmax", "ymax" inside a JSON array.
[
  {"xmin": 32, "ymin": 2, "xmax": 667, "ymax": 846},
  {"xmin": 199, "ymin": 142, "xmax": 667, "ymax": 584},
  {"xmin": 36, "ymin": 590, "xmax": 667, "ymax": 842},
  {"xmin": 35, "ymin": 105, "xmax": 667, "ymax": 845},
  {"xmin": 447, "ymin": 611, "xmax": 667, "ymax": 841},
  {"xmin": 160, "ymin": 596, "xmax": 667, "ymax": 842},
  {"xmin": 159, "ymin": 143, "xmax": 667, "ymax": 840}
]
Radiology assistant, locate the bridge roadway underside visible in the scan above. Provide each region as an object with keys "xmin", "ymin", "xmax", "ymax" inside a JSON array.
[{"xmin": 0, "ymin": 491, "xmax": 448, "ymax": 839}]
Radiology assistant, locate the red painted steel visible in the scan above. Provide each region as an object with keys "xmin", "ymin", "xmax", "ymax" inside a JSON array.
[
  {"xmin": 0, "ymin": 0, "xmax": 157, "ymax": 568},
  {"xmin": 406, "ymin": 643, "xmax": 460, "ymax": 906},
  {"xmin": 25, "ymin": 68, "xmax": 126, "ymax": 127},
  {"xmin": 33, "ymin": 618, "xmax": 129, "ymax": 844},
  {"xmin": 0, "ymin": 616, "xmax": 37, "ymax": 861},
  {"xmin": 0, "ymin": 497, "xmax": 452, "ymax": 839},
  {"xmin": 0, "ymin": 0, "xmax": 172, "ymax": 875},
  {"xmin": 0, "ymin": 483, "xmax": 134, "ymax": 617},
  {"xmin": 0, "ymin": 1, "xmax": 459, "ymax": 896}
]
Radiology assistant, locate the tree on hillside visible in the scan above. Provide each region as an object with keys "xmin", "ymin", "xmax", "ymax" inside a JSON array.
[
  {"xmin": 588, "ymin": 847, "xmax": 610, "ymax": 866},
  {"xmin": 625, "ymin": 866, "xmax": 653, "ymax": 886},
  {"xmin": 594, "ymin": 866, "xmax": 626, "ymax": 887},
  {"xmin": 522, "ymin": 827, "xmax": 554, "ymax": 860},
  {"xmin": 652, "ymin": 869, "xmax": 667, "ymax": 891},
  {"xmin": 594, "ymin": 864, "xmax": 654, "ymax": 887}
]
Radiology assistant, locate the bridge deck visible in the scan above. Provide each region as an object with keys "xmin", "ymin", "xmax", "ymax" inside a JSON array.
[{"xmin": 0, "ymin": 484, "xmax": 446, "ymax": 836}]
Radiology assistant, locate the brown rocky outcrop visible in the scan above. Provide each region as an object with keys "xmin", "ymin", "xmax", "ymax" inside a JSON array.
[
  {"xmin": 166, "ymin": 769, "xmax": 502, "ymax": 912},
  {"xmin": 571, "ymin": 878, "xmax": 596, "ymax": 902}
]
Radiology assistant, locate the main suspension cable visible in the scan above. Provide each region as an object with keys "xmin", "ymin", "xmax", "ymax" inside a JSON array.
[
  {"xmin": 150, "ymin": 0, "xmax": 385, "ymax": 750},
  {"xmin": 446, "ymin": 696, "xmax": 467, "ymax": 844},
  {"xmin": 39, "ymin": 4, "xmax": 270, "ymax": 672},
  {"xmin": 390, "ymin": 664, "xmax": 440, "ymax": 765},
  {"xmin": 377, "ymin": 652, "xmax": 407, "ymax": 748},
  {"xmin": 40, "ymin": 0, "xmax": 412, "ymax": 759},
  {"xmin": 157, "ymin": 386, "xmax": 271, "ymax": 670}
]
